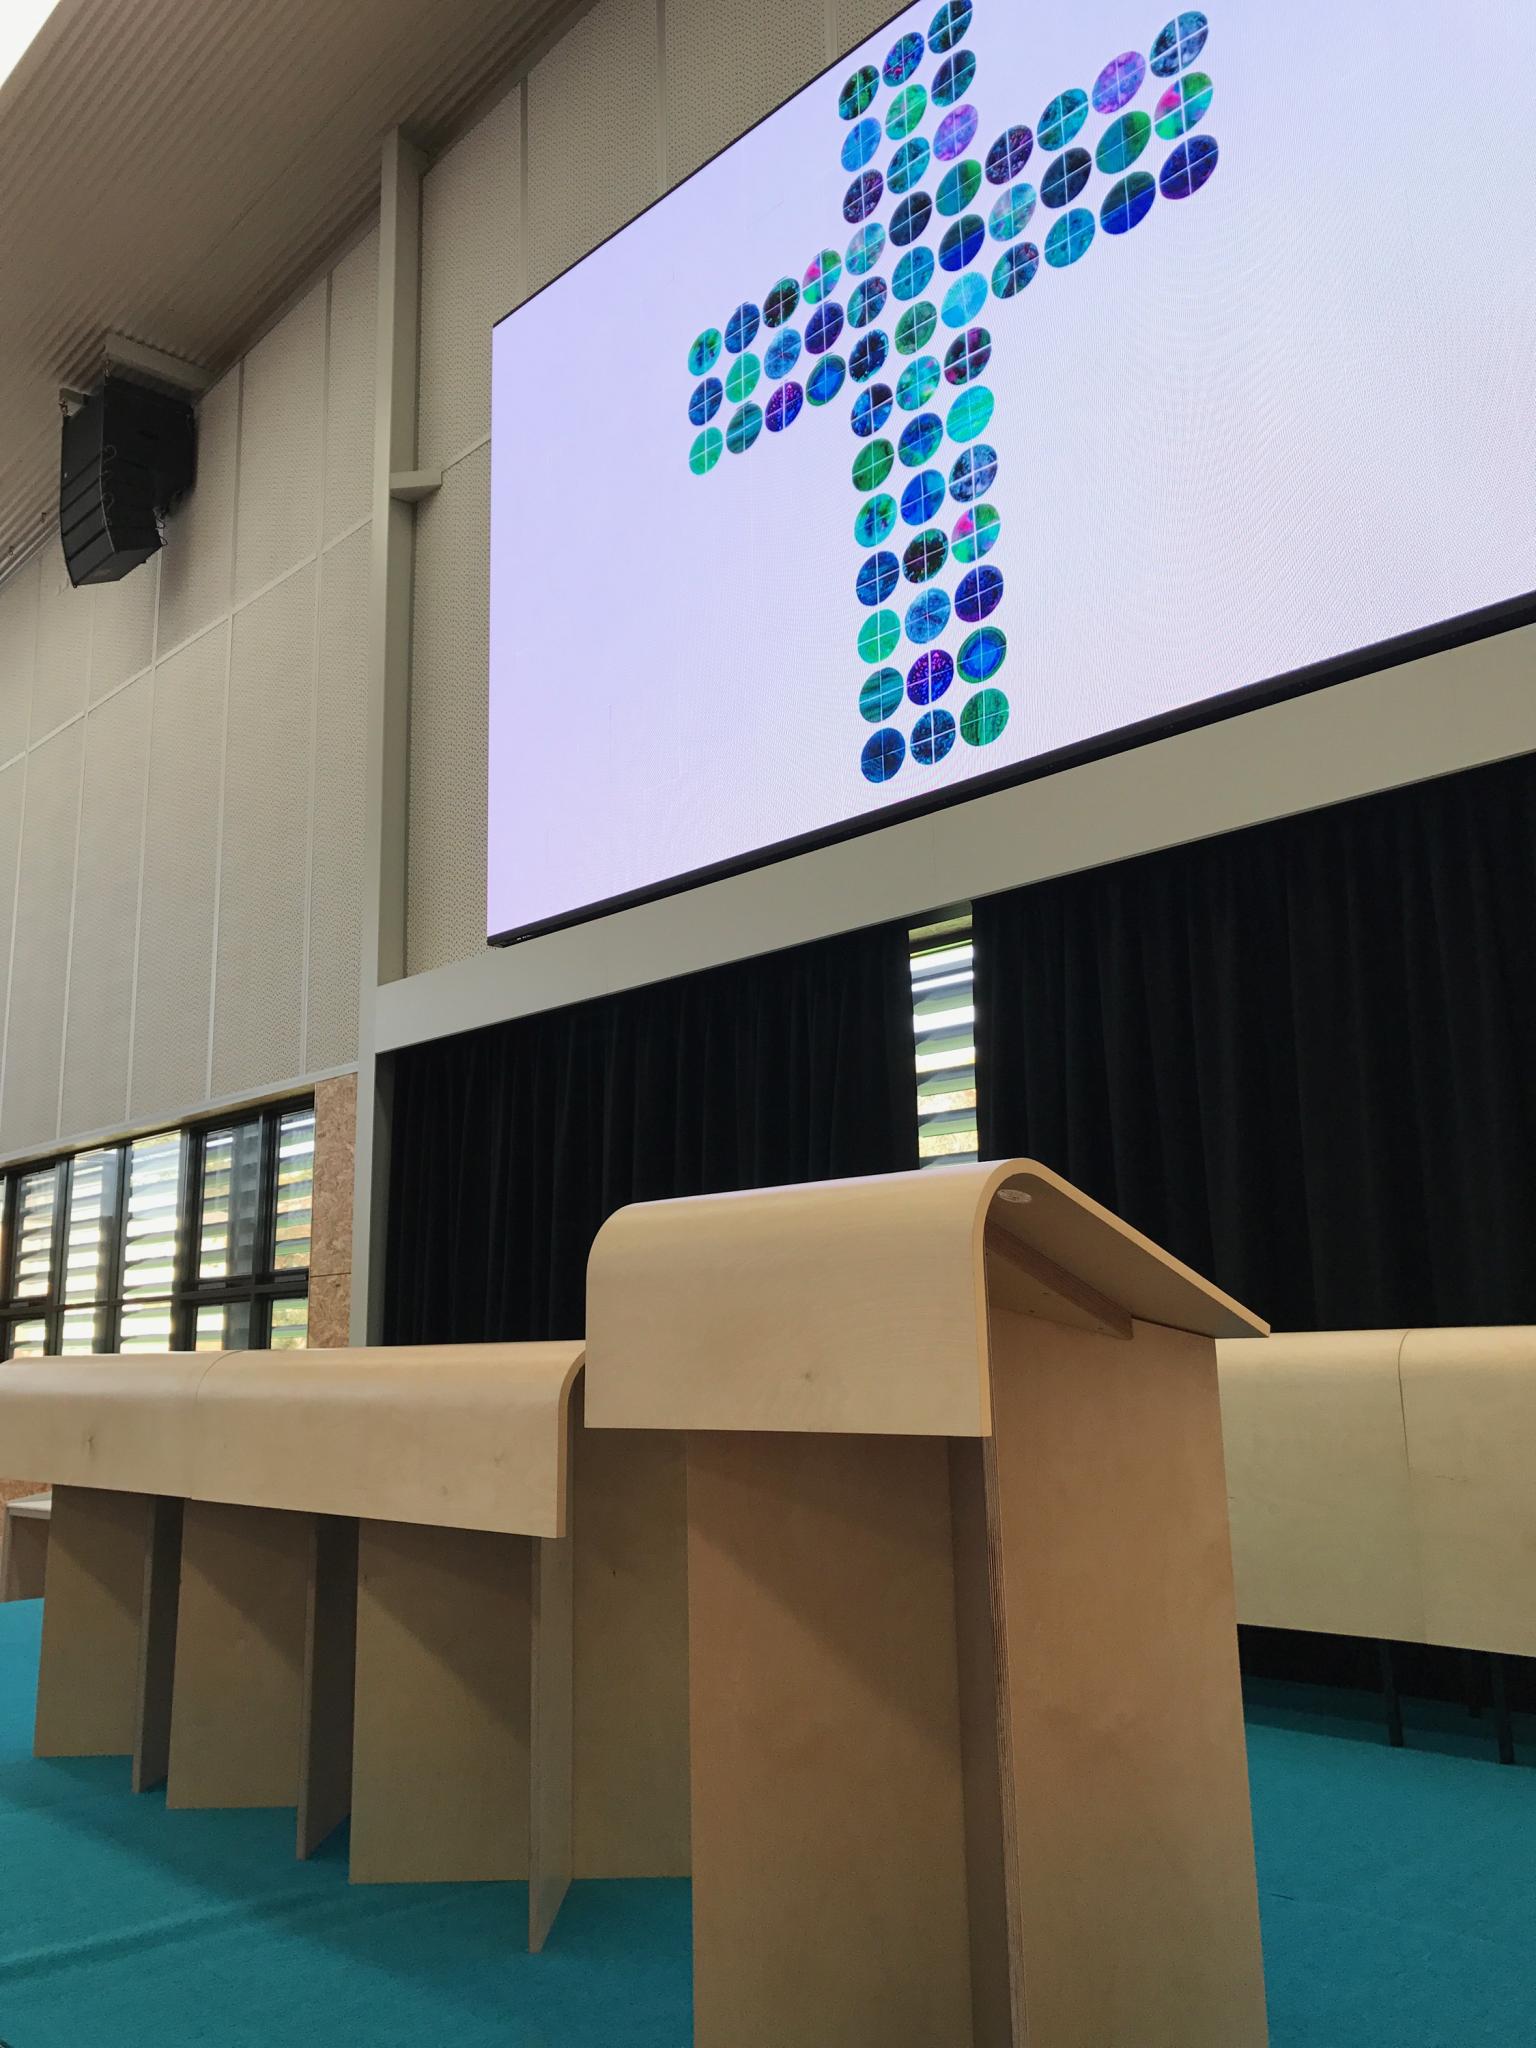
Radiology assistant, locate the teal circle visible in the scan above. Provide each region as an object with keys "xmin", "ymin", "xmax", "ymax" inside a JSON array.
[
  {"xmin": 989, "ymin": 182, "xmax": 1037, "ymax": 241},
  {"xmin": 888, "ymin": 136, "xmax": 932, "ymax": 193},
  {"xmin": 839, "ymin": 65, "xmax": 879, "ymax": 120},
  {"xmin": 942, "ymin": 272, "xmax": 988, "ymax": 326},
  {"xmin": 947, "ymin": 386, "xmax": 994, "ymax": 442},
  {"xmin": 960, "ymin": 688, "xmax": 1009, "ymax": 746},
  {"xmin": 854, "ymin": 493, "xmax": 898, "ymax": 546},
  {"xmin": 1038, "ymin": 87, "xmax": 1088, "ymax": 150},
  {"xmin": 887, "ymin": 83, "xmax": 929, "ymax": 140},
  {"xmin": 892, "ymin": 247, "xmax": 937, "ymax": 302},
  {"xmin": 725, "ymin": 402, "xmax": 763, "ymax": 453},
  {"xmin": 688, "ymin": 427, "xmax": 722, "ymax": 475},
  {"xmin": 952, "ymin": 503, "xmax": 1001, "ymax": 562},
  {"xmin": 852, "ymin": 439, "xmax": 895, "ymax": 491},
  {"xmin": 936, "ymin": 160, "xmax": 983, "ymax": 216},
  {"xmin": 688, "ymin": 327, "xmax": 722, "ymax": 376},
  {"xmin": 1045, "ymin": 207, "xmax": 1095, "ymax": 267},
  {"xmin": 1097, "ymin": 109, "xmax": 1152, "ymax": 176},
  {"xmin": 958, "ymin": 624, "xmax": 1007, "ymax": 682},
  {"xmin": 846, "ymin": 221, "xmax": 887, "ymax": 275},
  {"xmin": 803, "ymin": 248, "xmax": 842, "ymax": 303},
  {"xmin": 897, "ymin": 356, "xmax": 941, "ymax": 411},
  {"xmin": 859, "ymin": 667, "xmax": 905, "ymax": 722},
  {"xmin": 724, "ymin": 354, "xmax": 760, "ymax": 404},
  {"xmin": 895, "ymin": 302, "xmax": 939, "ymax": 354},
  {"xmin": 858, "ymin": 609, "xmax": 902, "ymax": 664}
]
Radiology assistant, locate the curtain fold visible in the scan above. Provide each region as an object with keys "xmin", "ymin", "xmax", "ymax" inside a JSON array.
[
  {"xmin": 384, "ymin": 921, "xmax": 917, "ymax": 1343},
  {"xmin": 975, "ymin": 752, "xmax": 1536, "ymax": 1331}
]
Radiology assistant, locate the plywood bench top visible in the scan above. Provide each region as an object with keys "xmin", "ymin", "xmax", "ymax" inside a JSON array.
[
  {"xmin": 0, "ymin": 1343, "xmax": 584, "ymax": 1538},
  {"xmin": 587, "ymin": 1160, "xmax": 1264, "ymax": 1438}
]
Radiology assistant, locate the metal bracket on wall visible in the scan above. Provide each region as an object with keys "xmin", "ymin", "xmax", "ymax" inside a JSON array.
[
  {"xmin": 388, "ymin": 470, "xmax": 442, "ymax": 504},
  {"xmin": 102, "ymin": 333, "xmax": 215, "ymax": 395}
]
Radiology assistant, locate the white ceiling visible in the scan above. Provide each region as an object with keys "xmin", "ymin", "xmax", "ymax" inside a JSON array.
[{"xmin": 0, "ymin": 0, "xmax": 588, "ymax": 576}]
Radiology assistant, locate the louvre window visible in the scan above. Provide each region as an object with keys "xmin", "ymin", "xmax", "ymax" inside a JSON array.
[{"xmin": 910, "ymin": 911, "xmax": 978, "ymax": 1166}]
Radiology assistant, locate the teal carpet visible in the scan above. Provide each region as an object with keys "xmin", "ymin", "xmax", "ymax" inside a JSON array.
[{"xmin": 3, "ymin": 1598, "xmax": 1535, "ymax": 2046}]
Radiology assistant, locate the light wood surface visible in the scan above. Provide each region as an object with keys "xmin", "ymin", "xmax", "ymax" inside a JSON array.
[
  {"xmin": 572, "ymin": 1422, "xmax": 690, "ymax": 1878},
  {"xmin": 528, "ymin": 1532, "xmax": 573, "ymax": 1950},
  {"xmin": 349, "ymin": 1519, "xmax": 532, "ymax": 1884},
  {"xmin": 297, "ymin": 1515, "xmax": 358, "ymax": 1858},
  {"xmin": 991, "ymin": 1309, "xmax": 1267, "ymax": 2046},
  {"xmin": 1217, "ymin": 1329, "xmax": 1423, "ymax": 1642},
  {"xmin": 35, "ymin": 1485, "xmax": 152, "ymax": 1758},
  {"xmin": 0, "ymin": 1343, "xmax": 584, "ymax": 1538},
  {"xmin": 1, "ymin": 1491, "xmax": 51, "ymax": 1602},
  {"xmin": 132, "ymin": 1496, "xmax": 184, "ymax": 1793},
  {"xmin": 167, "ymin": 1501, "xmax": 311, "ymax": 1809},
  {"xmin": 587, "ymin": 1161, "xmax": 1264, "ymax": 1438},
  {"xmin": 686, "ymin": 1430, "xmax": 975, "ymax": 2048}
]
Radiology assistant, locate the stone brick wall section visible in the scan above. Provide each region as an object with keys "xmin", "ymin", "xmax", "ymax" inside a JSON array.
[{"xmin": 308, "ymin": 1072, "xmax": 356, "ymax": 1347}]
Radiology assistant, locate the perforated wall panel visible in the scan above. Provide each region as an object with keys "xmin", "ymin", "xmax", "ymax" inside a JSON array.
[
  {"xmin": 664, "ymin": 0, "xmax": 828, "ymax": 184},
  {"xmin": 406, "ymin": 445, "xmax": 488, "ymax": 974},
  {"xmin": 157, "ymin": 371, "xmax": 238, "ymax": 660},
  {"xmin": 212, "ymin": 563, "xmax": 317, "ymax": 1097},
  {"xmin": 307, "ymin": 525, "xmax": 370, "ymax": 1069},
  {"xmin": 0, "ymin": 554, "xmax": 37, "ymax": 770},
  {"xmin": 419, "ymin": 86, "xmax": 523, "ymax": 474},
  {"xmin": 235, "ymin": 283, "xmax": 327, "ymax": 605},
  {"xmin": 88, "ymin": 554, "xmax": 158, "ymax": 705},
  {"xmin": 526, "ymin": 0, "xmax": 661, "ymax": 294},
  {"xmin": 836, "ymin": 0, "xmax": 897, "ymax": 53},
  {"xmin": 59, "ymin": 676, "xmax": 152, "ymax": 1137},
  {"xmin": 324, "ymin": 228, "xmax": 379, "ymax": 546},
  {"xmin": 29, "ymin": 540, "xmax": 91, "ymax": 744},
  {"xmin": 0, "ymin": 761, "xmax": 23, "ymax": 1071},
  {"xmin": 128, "ymin": 623, "xmax": 228, "ymax": 1124},
  {"xmin": 0, "ymin": 722, "xmax": 83, "ymax": 1153}
]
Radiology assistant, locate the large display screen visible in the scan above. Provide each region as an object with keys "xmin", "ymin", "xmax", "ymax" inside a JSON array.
[{"xmin": 489, "ymin": 2, "xmax": 1536, "ymax": 943}]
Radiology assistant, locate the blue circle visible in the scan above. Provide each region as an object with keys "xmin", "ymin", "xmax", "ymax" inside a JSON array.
[
  {"xmin": 985, "ymin": 125, "xmax": 1034, "ymax": 185},
  {"xmin": 939, "ymin": 215, "xmax": 986, "ymax": 271},
  {"xmin": 1045, "ymin": 208, "xmax": 1095, "ymax": 267},
  {"xmin": 764, "ymin": 330, "xmax": 802, "ymax": 379},
  {"xmin": 806, "ymin": 355, "xmax": 846, "ymax": 405},
  {"xmin": 950, "ymin": 442, "xmax": 997, "ymax": 502},
  {"xmin": 907, "ymin": 648, "xmax": 954, "ymax": 704},
  {"xmin": 1160, "ymin": 133, "xmax": 1219, "ymax": 198},
  {"xmin": 942, "ymin": 272, "xmax": 988, "ymax": 326},
  {"xmin": 891, "ymin": 192, "xmax": 934, "ymax": 246},
  {"xmin": 849, "ymin": 277, "xmax": 889, "ymax": 328},
  {"xmin": 929, "ymin": 1, "xmax": 973, "ymax": 54},
  {"xmin": 888, "ymin": 136, "xmax": 932, "ymax": 194},
  {"xmin": 851, "ymin": 384, "xmax": 895, "ymax": 437},
  {"xmin": 934, "ymin": 51, "xmax": 977, "ymax": 107},
  {"xmin": 883, "ymin": 30, "xmax": 925, "ymax": 85},
  {"xmin": 903, "ymin": 528, "xmax": 948, "ymax": 583},
  {"xmin": 992, "ymin": 243, "xmax": 1039, "ymax": 297},
  {"xmin": 839, "ymin": 65, "xmax": 880, "ymax": 120},
  {"xmin": 907, "ymin": 588, "xmax": 952, "ymax": 645},
  {"xmin": 1151, "ymin": 11, "xmax": 1209, "ymax": 77},
  {"xmin": 893, "ymin": 247, "xmax": 937, "ymax": 302},
  {"xmin": 1038, "ymin": 88, "xmax": 1089, "ymax": 150},
  {"xmin": 857, "ymin": 551, "xmax": 901, "ymax": 606},
  {"xmin": 850, "ymin": 330, "xmax": 890, "ymax": 382},
  {"xmin": 1102, "ymin": 172, "xmax": 1156, "ymax": 235},
  {"xmin": 898, "ymin": 413, "xmax": 944, "ymax": 467},
  {"xmin": 765, "ymin": 381, "xmax": 803, "ymax": 431},
  {"xmin": 912, "ymin": 707, "xmax": 957, "ymax": 764},
  {"xmin": 846, "ymin": 221, "xmax": 887, "ymax": 275},
  {"xmin": 725, "ymin": 304, "xmax": 760, "ymax": 353},
  {"xmin": 842, "ymin": 116, "xmax": 882, "ymax": 172},
  {"xmin": 959, "ymin": 625, "xmax": 1008, "ymax": 682},
  {"xmin": 861, "ymin": 726, "xmax": 905, "ymax": 782},
  {"xmin": 1041, "ymin": 147, "xmax": 1092, "ymax": 209},
  {"xmin": 688, "ymin": 378, "xmax": 722, "ymax": 426},
  {"xmin": 956, "ymin": 563, "xmax": 1004, "ymax": 622},
  {"xmin": 901, "ymin": 470, "xmax": 946, "ymax": 526},
  {"xmin": 806, "ymin": 301, "xmax": 846, "ymax": 354},
  {"xmin": 844, "ymin": 170, "xmax": 884, "ymax": 224}
]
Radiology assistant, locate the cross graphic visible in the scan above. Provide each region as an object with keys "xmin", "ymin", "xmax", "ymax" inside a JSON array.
[{"xmin": 685, "ymin": 4, "xmax": 1219, "ymax": 787}]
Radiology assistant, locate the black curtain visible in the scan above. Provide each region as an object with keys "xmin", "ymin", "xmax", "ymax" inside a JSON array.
[
  {"xmin": 975, "ymin": 751, "xmax": 1536, "ymax": 1332},
  {"xmin": 384, "ymin": 921, "xmax": 916, "ymax": 1343}
]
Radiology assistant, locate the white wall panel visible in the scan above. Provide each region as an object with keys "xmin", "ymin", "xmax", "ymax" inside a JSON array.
[
  {"xmin": 0, "ymin": 759, "xmax": 22, "ymax": 1041},
  {"xmin": 212, "ymin": 564, "xmax": 317, "ymax": 1097},
  {"xmin": 0, "ymin": 553, "xmax": 37, "ymax": 769},
  {"xmin": 419, "ymin": 87, "xmax": 522, "ymax": 473},
  {"xmin": 407, "ymin": 445, "xmax": 489, "ymax": 975},
  {"xmin": 235, "ymin": 282, "xmax": 327, "ymax": 604},
  {"xmin": 129, "ymin": 624, "xmax": 228, "ymax": 1126},
  {"xmin": 307, "ymin": 526, "xmax": 370, "ymax": 1070},
  {"xmin": 60, "ymin": 677, "xmax": 153, "ymax": 1137},
  {"xmin": 158, "ymin": 371, "xmax": 238, "ymax": 660},
  {"xmin": 324, "ymin": 227, "xmax": 379, "ymax": 545},
  {"xmin": 0, "ymin": 722, "xmax": 82, "ymax": 1153},
  {"xmin": 29, "ymin": 541, "xmax": 91, "ymax": 744},
  {"xmin": 88, "ymin": 554, "xmax": 158, "ymax": 705},
  {"xmin": 526, "ymin": 0, "xmax": 660, "ymax": 294},
  {"xmin": 665, "ymin": 0, "xmax": 828, "ymax": 184}
]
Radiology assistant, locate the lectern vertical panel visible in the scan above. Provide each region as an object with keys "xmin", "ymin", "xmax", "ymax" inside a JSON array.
[
  {"xmin": 132, "ymin": 1495, "xmax": 184, "ymax": 1792},
  {"xmin": 686, "ymin": 1430, "xmax": 975, "ymax": 2048},
  {"xmin": 36, "ymin": 1485, "xmax": 151, "ymax": 1758},
  {"xmin": 297, "ymin": 1513, "xmax": 358, "ymax": 1857},
  {"xmin": 349, "ymin": 1519, "xmax": 533, "ymax": 1884},
  {"xmin": 529, "ymin": 1532, "xmax": 573, "ymax": 1949},
  {"xmin": 167, "ymin": 1501, "xmax": 311, "ymax": 1809},
  {"xmin": 987, "ymin": 1308, "xmax": 1268, "ymax": 2047}
]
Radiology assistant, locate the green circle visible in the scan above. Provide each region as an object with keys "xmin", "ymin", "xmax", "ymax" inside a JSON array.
[
  {"xmin": 886, "ymin": 83, "xmax": 928, "ymax": 140},
  {"xmin": 936, "ymin": 160, "xmax": 983, "ymax": 216},
  {"xmin": 859, "ymin": 667, "xmax": 904, "ymax": 723},
  {"xmin": 858, "ymin": 610, "xmax": 902, "ymax": 664},
  {"xmin": 854, "ymin": 493, "xmax": 898, "ymax": 546},
  {"xmin": 947, "ymin": 386, "xmax": 994, "ymax": 442},
  {"xmin": 725, "ymin": 353, "xmax": 761, "ymax": 404},
  {"xmin": 853, "ymin": 440, "xmax": 896, "ymax": 492},
  {"xmin": 952, "ymin": 503, "xmax": 1001, "ymax": 562},
  {"xmin": 688, "ymin": 427, "xmax": 723, "ymax": 476},
  {"xmin": 725, "ymin": 402, "xmax": 763, "ymax": 454},
  {"xmin": 688, "ymin": 327, "xmax": 722, "ymax": 376},
  {"xmin": 960, "ymin": 688, "xmax": 1009, "ymax": 746},
  {"xmin": 1096, "ymin": 109, "xmax": 1151, "ymax": 176},
  {"xmin": 897, "ymin": 356, "xmax": 941, "ymax": 411},
  {"xmin": 803, "ymin": 248, "xmax": 843, "ymax": 304},
  {"xmin": 895, "ymin": 302, "xmax": 939, "ymax": 355}
]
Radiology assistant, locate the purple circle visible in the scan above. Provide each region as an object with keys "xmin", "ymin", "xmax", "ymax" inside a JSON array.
[
  {"xmin": 907, "ymin": 649, "xmax": 954, "ymax": 705},
  {"xmin": 765, "ymin": 382, "xmax": 803, "ymax": 431},
  {"xmin": 934, "ymin": 104, "xmax": 980, "ymax": 162},
  {"xmin": 1092, "ymin": 51, "xmax": 1146, "ymax": 113}
]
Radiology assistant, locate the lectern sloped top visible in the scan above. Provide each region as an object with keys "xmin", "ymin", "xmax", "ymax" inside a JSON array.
[
  {"xmin": 586, "ymin": 1159, "xmax": 1266, "ymax": 1438},
  {"xmin": 0, "ymin": 1342, "xmax": 584, "ymax": 1537}
]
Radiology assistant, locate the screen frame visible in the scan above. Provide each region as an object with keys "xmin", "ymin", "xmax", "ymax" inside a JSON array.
[{"xmin": 487, "ymin": 4, "xmax": 1536, "ymax": 949}]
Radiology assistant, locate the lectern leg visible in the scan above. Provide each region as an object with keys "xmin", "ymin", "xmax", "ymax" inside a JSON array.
[
  {"xmin": 529, "ymin": 1531, "xmax": 573, "ymax": 1949},
  {"xmin": 297, "ymin": 1514, "xmax": 358, "ymax": 1857},
  {"xmin": 35, "ymin": 1486, "xmax": 155, "ymax": 1759},
  {"xmin": 132, "ymin": 1496, "xmax": 185, "ymax": 1792},
  {"xmin": 166, "ymin": 1501, "xmax": 311, "ymax": 1808},
  {"xmin": 685, "ymin": 1431, "xmax": 975, "ymax": 2048}
]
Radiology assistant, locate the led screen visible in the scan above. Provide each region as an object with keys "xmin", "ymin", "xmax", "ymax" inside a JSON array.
[{"xmin": 489, "ymin": 2, "xmax": 1536, "ymax": 942}]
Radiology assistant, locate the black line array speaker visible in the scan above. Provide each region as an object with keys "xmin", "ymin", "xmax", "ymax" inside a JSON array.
[{"xmin": 59, "ymin": 374, "xmax": 197, "ymax": 587}]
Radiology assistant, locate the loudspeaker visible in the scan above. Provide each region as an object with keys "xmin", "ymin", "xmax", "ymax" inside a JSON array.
[{"xmin": 59, "ymin": 375, "xmax": 197, "ymax": 587}]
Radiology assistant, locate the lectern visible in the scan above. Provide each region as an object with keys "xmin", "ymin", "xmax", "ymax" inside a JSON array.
[{"xmin": 587, "ymin": 1161, "xmax": 1271, "ymax": 2048}]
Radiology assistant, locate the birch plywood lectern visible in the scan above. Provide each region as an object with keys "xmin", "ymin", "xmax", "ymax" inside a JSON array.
[{"xmin": 588, "ymin": 1161, "xmax": 1271, "ymax": 2048}]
